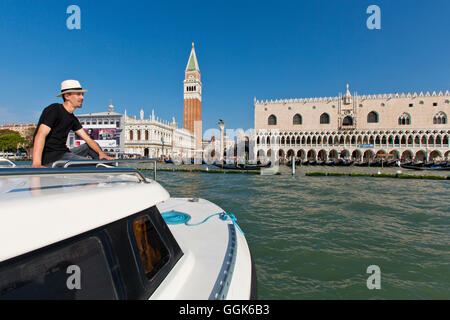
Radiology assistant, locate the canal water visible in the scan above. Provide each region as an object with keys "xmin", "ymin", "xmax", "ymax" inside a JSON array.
[{"xmin": 144, "ymin": 164, "xmax": 450, "ymax": 299}]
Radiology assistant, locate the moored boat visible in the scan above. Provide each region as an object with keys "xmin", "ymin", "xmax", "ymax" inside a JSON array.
[{"xmin": 212, "ymin": 161, "xmax": 271, "ymax": 170}]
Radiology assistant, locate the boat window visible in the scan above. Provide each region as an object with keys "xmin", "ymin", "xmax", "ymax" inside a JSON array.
[
  {"xmin": 0, "ymin": 237, "xmax": 118, "ymax": 300},
  {"xmin": 131, "ymin": 216, "xmax": 170, "ymax": 280}
]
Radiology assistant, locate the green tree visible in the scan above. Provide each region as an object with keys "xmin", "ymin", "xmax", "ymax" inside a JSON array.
[{"xmin": 0, "ymin": 133, "xmax": 26, "ymax": 152}]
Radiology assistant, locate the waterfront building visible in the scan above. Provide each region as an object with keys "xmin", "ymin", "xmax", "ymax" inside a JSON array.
[
  {"xmin": 254, "ymin": 85, "xmax": 450, "ymax": 162},
  {"xmin": 123, "ymin": 109, "xmax": 195, "ymax": 159},
  {"xmin": 68, "ymin": 102, "xmax": 124, "ymax": 156},
  {"xmin": 183, "ymin": 43, "xmax": 203, "ymax": 153},
  {"xmin": 0, "ymin": 123, "xmax": 37, "ymax": 138}
]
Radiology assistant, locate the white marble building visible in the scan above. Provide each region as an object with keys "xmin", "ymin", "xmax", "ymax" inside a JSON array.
[{"xmin": 123, "ymin": 109, "xmax": 195, "ymax": 158}]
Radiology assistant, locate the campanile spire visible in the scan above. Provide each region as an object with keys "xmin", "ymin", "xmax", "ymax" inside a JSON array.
[{"xmin": 183, "ymin": 43, "xmax": 202, "ymax": 141}]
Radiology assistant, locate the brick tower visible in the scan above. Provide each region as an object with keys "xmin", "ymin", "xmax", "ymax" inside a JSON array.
[{"xmin": 183, "ymin": 43, "xmax": 202, "ymax": 151}]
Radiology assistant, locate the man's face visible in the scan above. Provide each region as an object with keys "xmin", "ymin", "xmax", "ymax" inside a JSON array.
[{"xmin": 65, "ymin": 92, "xmax": 84, "ymax": 108}]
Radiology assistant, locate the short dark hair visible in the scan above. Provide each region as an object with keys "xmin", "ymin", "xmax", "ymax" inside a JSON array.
[{"xmin": 62, "ymin": 93, "xmax": 71, "ymax": 102}]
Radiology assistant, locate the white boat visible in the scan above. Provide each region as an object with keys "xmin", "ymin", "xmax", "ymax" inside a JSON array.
[{"xmin": 0, "ymin": 161, "xmax": 257, "ymax": 300}]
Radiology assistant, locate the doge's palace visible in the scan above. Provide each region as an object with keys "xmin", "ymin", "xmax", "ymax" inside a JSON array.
[{"xmin": 254, "ymin": 84, "xmax": 450, "ymax": 162}]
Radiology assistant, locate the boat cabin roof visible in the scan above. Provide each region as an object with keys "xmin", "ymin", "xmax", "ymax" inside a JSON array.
[{"xmin": 0, "ymin": 167, "xmax": 169, "ymax": 262}]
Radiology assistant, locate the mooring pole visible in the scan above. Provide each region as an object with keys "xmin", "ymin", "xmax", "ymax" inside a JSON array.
[
  {"xmin": 292, "ymin": 155, "xmax": 295, "ymax": 175},
  {"xmin": 154, "ymin": 160, "xmax": 157, "ymax": 181}
]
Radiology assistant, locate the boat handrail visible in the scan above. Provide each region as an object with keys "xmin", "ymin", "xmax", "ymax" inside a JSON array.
[
  {"xmin": 51, "ymin": 158, "xmax": 158, "ymax": 168},
  {"xmin": 0, "ymin": 158, "xmax": 16, "ymax": 168},
  {"xmin": 0, "ymin": 167, "xmax": 149, "ymax": 183}
]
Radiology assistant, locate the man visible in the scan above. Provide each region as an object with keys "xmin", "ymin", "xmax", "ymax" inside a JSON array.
[{"xmin": 32, "ymin": 80, "xmax": 113, "ymax": 168}]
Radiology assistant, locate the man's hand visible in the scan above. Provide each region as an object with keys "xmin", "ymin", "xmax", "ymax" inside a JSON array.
[
  {"xmin": 32, "ymin": 163, "xmax": 47, "ymax": 168},
  {"xmin": 99, "ymin": 152, "xmax": 114, "ymax": 161}
]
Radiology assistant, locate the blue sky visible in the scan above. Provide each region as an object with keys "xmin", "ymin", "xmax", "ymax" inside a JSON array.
[{"xmin": 0, "ymin": 0, "xmax": 449, "ymax": 132}]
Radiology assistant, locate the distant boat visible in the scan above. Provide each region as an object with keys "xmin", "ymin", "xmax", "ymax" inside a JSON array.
[
  {"xmin": 285, "ymin": 159, "xmax": 302, "ymax": 167},
  {"xmin": 354, "ymin": 161, "xmax": 369, "ymax": 167},
  {"xmin": 212, "ymin": 161, "xmax": 271, "ymax": 170},
  {"xmin": 401, "ymin": 161, "xmax": 450, "ymax": 171}
]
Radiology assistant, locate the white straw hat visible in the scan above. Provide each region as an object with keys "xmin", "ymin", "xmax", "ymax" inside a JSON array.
[{"xmin": 57, "ymin": 80, "xmax": 88, "ymax": 97}]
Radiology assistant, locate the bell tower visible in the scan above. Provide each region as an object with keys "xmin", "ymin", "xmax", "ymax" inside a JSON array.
[{"xmin": 183, "ymin": 42, "xmax": 202, "ymax": 150}]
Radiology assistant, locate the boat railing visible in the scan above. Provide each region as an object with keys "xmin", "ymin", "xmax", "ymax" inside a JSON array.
[
  {"xmin": 51, "ymin": 158, "xmax": 158, "ymax": 168},
  {"xmin": 0, "ymin": 158, "xmax": 17, "ymax": 168},
  {"xmin": 51, "ymin": 158, "xmax": 158, "ymax": 180},
  {"xmin": 0, "ymin": 167, "xmax": 150, "ymax": 183}
]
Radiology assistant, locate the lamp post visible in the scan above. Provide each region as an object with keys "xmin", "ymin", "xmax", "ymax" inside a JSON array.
[
  {"xmin": 161, "ymin": 136, "xmax": 165, "ymax": 159},
  {"xmin": 218, "ymin": 120, "xmax": 225, "ymax": 162}
]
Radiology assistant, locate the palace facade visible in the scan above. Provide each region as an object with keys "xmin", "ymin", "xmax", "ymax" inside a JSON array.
[
  {"xmin": 254, "ymin": 85, "xmax": 450, "ymax": 162},
  {"xmin": 123, "ymin": 109, "xmax": 195, "ymax": 158}
]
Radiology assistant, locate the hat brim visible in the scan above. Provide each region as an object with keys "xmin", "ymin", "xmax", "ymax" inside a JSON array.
[{"xmin": 57, "ymin": 89, "xmax": 88, "ymax": 97}]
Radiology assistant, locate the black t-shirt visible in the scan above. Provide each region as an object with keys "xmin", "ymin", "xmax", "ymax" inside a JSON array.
[{"xmin": 33, "ymin": 103, "xmax": 82, "ymax": 165}]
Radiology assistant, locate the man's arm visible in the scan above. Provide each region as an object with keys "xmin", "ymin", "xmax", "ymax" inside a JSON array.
[
  {"xmin": 75, "ymin": 128, "xmax": 114, "ymax": 160},
  {"xmin": 32, "ymin": 124, "xmax": 51, "ymax": 168}
]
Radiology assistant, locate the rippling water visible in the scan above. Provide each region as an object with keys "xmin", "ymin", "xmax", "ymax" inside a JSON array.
[{"xmin": 145, "ymin": 165, "xmax": 450, "ymax": 299}]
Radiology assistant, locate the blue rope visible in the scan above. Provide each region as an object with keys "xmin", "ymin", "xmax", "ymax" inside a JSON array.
[
  {"xmin": 161, "ymin": 211, "xmax": 191, "ymax": 224},
  {"xmin": 186, "ymin": 213, "xmax": 222, "ymax": 226},
  {"xmin": 161, "ymin": 211, "xmax": 244, "ymax": 235},
  {"xmin": 218, "ymin": 212, "xmax": 245, "ymax": 235}
]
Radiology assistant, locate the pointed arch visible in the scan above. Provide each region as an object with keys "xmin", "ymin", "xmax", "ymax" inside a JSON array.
[
  {"xmin": 293, "ymin": 114, "xmax": 302, "ymax": 125},
  {"xmin": 342, "ymin": 116, "xmax": 353, "ymax": 126},
  {"xmin": 435, "ymin": 135, "xmax": 442, "ymax": 146},
  {"xmin": 443, "ymin": 135, "xmax": 449, "ymax": 146},
  {"xmin": 367, "ymin": 111, "xmax": 379, "ymax": 123},
  {"xmin": 268, "ymin": 114, "xmax": 277, "ymax": 125},
  {"xmin": 401, "ymin": 135, "xmax": 407, "ymax": 145},
  {"xmin": 407, "ymin": 135, "xmax": 413, "ymax": 145},
  {"xmin": 398, "ymin": 113, "xmax": 411, "ymax": 125},
  {"xmin": 433, "ymin": 111, "xmax": 447, "ymax": 124},
  {"xmin": 320, "ymin": 113, "xmax": 330, "ymax": 124},
  {"xmin": 421, "ymin": 136, "xmax": 427, "ymax": 145},
  {"xmin": 375, "ymin": 135, "xmax": 381, "ymax": 145},
  {"xmin": 414, "ymin": 135, "xmax": 420, "ymax": 145}
]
